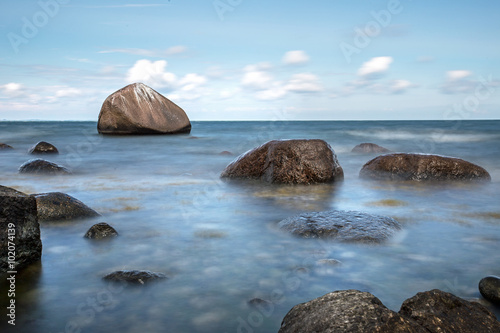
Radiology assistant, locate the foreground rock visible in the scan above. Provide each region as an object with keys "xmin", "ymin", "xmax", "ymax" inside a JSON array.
[
  {"xmin": 0, "ymin": 186, "xmax": 42, "ymax": 272},
  {"xmin": 97, "ymin": 82, "xmax": 191, "ymax": 135},
  {"xmin": 103, "ymin": 270, "xmax": 167, "ymax": 285},
  {"xmin": 278, "ymin": 210, "xmax": 401, "ymax": 243},
  {"xmin": 479, "ymin": 276, "xmax": 500, "ymax": 304},
  {"xmin": 33, "ymin": 192, "xmax": 100, "ymax": 222},
  {"xmin": 28, "ymin": 141, "xmax": 59, "ymax": 154},
  {"xmin": 220, "ymin": 139, "xmax": 344, "ymax": 184},
  {"xmin": 19, "ymin": 159, "xmax": 70, "ymax": 175},
  {"xmin": 0, "ymin": 143, "xmax": 13, "ymax": 150},
  {"xmin": 84, "ymin": 223, "xmax": 118, "ymax": 239},
  {"xmin": 360, "ymin": 153, "xmax": 491, "ymax": 182},
  {"xmin": 399, "ymin": 289, "xmax": 500, "ymax": 332},
  {"xmin": 279, "ymin": 289, "xmax": 500, "ymax": 333},
  {"xmin": 352, "ymin": 142, "xmax": 391, "ymax": 153}
]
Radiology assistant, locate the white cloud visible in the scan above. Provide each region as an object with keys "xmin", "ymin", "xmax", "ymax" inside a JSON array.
[
  {"xmin": 441, "ymin": 70, "xmax": 475, "ymax": 94},
  {"xmin": 446, "ymin": 70, "xmax": 472, "ymax": 81},
  {"xmin": 126, "ymin": 59, "xmax": 177, "ymax": 89},
  {"xmin": 0, "ymin": 83, "xmax": 23, "ymax": 97},
  {"xmin": 285, "ymin": 73, "xmax": 323, "ymax": 92},
  {"xmin": 357, "ymin": 56, "xmax": 393, "ymax": 77},
  {"xmin": 179, "ymin": 73, "xmax": 207, "ymax": 92},
  {"xmin": 100, "ymin": 45, "xmax": 188, "ymax": 58},
  {"xmin": 241, "ymin": 63, "xmax": 274, "ymax": 90},
  {"xmin": 55, "ymin": 87, "xmax": 82, "ymax": 98},
  {"xmin": 255, "ymin": 83, "xmax": 287, "ymax": 100},
  {"xmin": 282, "ymin": 50, "xmax": 310, "ymax": 66},
  {"xmin": 390, "ymin": 79, "xmax": 414, "ymax": 94}
]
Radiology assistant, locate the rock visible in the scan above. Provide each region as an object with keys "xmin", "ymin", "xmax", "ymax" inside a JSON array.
[
  {"xmin": 32, "ymin": 192, "xmax": 101, "ymax": 222},
  {"xmin": 248, "ymin": 298, "xmax": 273, "ymax": 308},
  {"xmin": 84, "ymin": 222, "xmax": 118, "ymax": 239},
  {"xmin": 479, "ymin": 276, "xmax": 500, "ymax": 304},
  {"xmin": 103, "ymin": 270, "xmax": 167, "ymax": 285},
  {"xmin": 278, "ymin": 210, "xmax": 401, "ymax": 243},
  {"xmin": 0, "ymin": 143, "xmax": 13, "ymax": 150},
  {"xmin": 97, "ymin": 82, "xmax": 191, "ymax": 135},
  {"xmin": 360, "ymin": 153, "xmax": 491, "ymax": 182},
  {"xmin": 317, "ymin": 259, "xmax": 342, "ymax": 266},
  {"xmin": 28, "ymin": 141, "xmax": 59, "ymax": 154},
  {"xmin": 399, "ymin": 289, "xmax": 500, "ymax": 333},
  {"xmin": 219, "ymin": 151, "xmax": 233, "ymax": 156},
  {"xmin": 352, "ymin": 143, "xmax": 391, "ymax": 153},
  {"xmin": 220, "ymin": 139, "xmax": 344, "ymax": 184},
  {"xmin": 278, "ymin": 289, "xmax": 426, "ymax": 333},
  {"xmin": 0, "ymin": 186, "xmax": 42, "ymax": 272},
  {"xmin": 18, "ymin": 159, "xmax": 70, "ymax": 175}
]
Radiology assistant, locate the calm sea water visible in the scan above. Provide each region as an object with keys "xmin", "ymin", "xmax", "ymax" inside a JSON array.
[{"xmin": 1, "ymin": 120, "xmax": 500, "ymax": 333}]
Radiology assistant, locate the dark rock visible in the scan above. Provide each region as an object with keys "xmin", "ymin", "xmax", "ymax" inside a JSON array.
[
  {"xmin": 317, "ymin": 259, "xmax": 342, "ymax": 266},
  {"xmin": 1, "ymin": 186, "xmax": 42, "ymax": 272},
  {"xmin": 399, "ymin": 289, "xmax": 500, "ymax": 333},
  {"xmin": 0, "ymin": 143, "xmax": 13, "ymax": 150},
  {"xmin": 220, "ymin": 139, "xmax": 344, "ymax": 184},
  {"xmin": 84, "ymin": 222, "xmax": 118, "ymax": 239},
  {"xmin": 352, "ymin": 142, "xmax": 391, "ymax": 153},
  {"xmin": 28, "ymin": 141, "xmax": 59, "ymax": 154},
  {"xmin": 278, "ymin": 210, "xmax": 401, "ymax": 243},
  {"xmin": 279, "ymin": 289, "xmax": 426, "ymax": 333},
  {"xmin": 360, "ymin": 153, "xmax": 491, "ymax": 182},
  {"xmin": 248, "ymin": 298, "xmax": 272, "ymax": 308},
  {"xmin": 97, "ymin": 82, "xmax": 191, "ymax": 135},
  {"xmin": 479, "ymin": 276, "xmax": 500, "ymax": 304},
  {"xmin": 18, "ymin": 159, "xmax": 70, "ymax": 175},
  {"xmin": 103, "ymin": 270, "xmax": 167, "ymax": 285},
  {"xmin": 32, "ymin": 192, "xmax": 100, "ymax": 222}
]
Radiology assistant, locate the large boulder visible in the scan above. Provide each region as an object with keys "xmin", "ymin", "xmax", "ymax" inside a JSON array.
[
  {"xmin": 479, "ymin": 276, "xmax": 500, "ymax": 305},
  {"xmin": 28, "ymin": 141, "xmax": 59, "ymax": 154},
  {"xmin": 84, "ymin": 222, "xmax": 118, "ymax": 239},
  {"xmin": 97, "ymin": 82, "xmax": 191, "ymax": 135},
  {"xmin": 103, "ymin": 270, "xmax": 167, "ymax": 285},
  {"xmin": 18, "ymin": 159, "xmax": 70, "ymax": 175},
  {"xmin": 352, "ymin": 143, "xmax": 391, "ymax": 153},
  {"xmin": 33, "ymin": 192, "xmax": 101, "ymax": 222},
  {"xmin": 220, "ymin": 139, "xmax": 344, "ymax": 184},
  {"xmin": 0, "ymin": 186, "xmax": 42, "ymax": 272},
  {"xmin": 278, "ymin": 290, "xmax": 426, "ymax": 333},
  {"xmin": 399, "ymin": 289, "xmax": 500, "ymax": 332},
  {"xmin": 360, "ymin": 153, "xmax": 491, "ymax": 182},
  {"xmin": 278, "ymin": 210, "xmax": 401, "ymax": 243}
]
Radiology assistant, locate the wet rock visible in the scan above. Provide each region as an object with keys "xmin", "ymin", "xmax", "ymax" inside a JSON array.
[
  {"xmin": 279, "ymin": 289, "xmax": 426, "ymax": 333},
  {"xmin": 399, "ymin": 289, "xmax": 500, "ymax": 333},
  {"xmin": 317, "ymin": 259, "xmax": 342, "ymax": 266},
  {"xmin": 97, "ymin": 82, "xmax": 191, "ymax": 135},
  {"xmin": 278, "ymin": 210, "xmax": 401, "ymax": 243},
  {"xmin": 0, "ymin": 186, "xmax": 42, "ymax": 272},
  {"xmin": 352, "ymin": 142, "xmax": 391, "ymax": 153},
  {"xmin": 0, "ymin": 143, "xmax": 13, "ymax": 150},
  {"xmin": 479, "ymin": 276, "xmax": 500, "ymax": 304},
  {"xmin": 220, "ymin": 139, "xmax": 344, "ymax": 184},
  {"xmin": 32, "ymin": 192, "xmax": 100, "ymax": 222},
  {"xmin": 248, "ymin": 298, "xmax": 273, "ymax": 308},
  {"xmin": 219, "ymin": 151, "xmax": 233, "ymax": 156},
  {"xmin": 84, "ymin": 222, "xmax": 118, "ymax": 239},
  {"xmin": 18, "ymin": 159, "xmax": 70, "ymax": 175},
  {"xmin": 28, "ymin": 141, "xmax": 59, "ymax": 154},
  {"xmin": 360, "ymin": 153, "xmax": 491, "ymax": 182},
  {"xmin": 103, "ymin": 270, "xmax": 167, "ymax": 285}
]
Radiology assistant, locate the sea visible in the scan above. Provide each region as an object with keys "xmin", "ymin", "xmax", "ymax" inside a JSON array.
[{"xmin": 1, "ymin": 120, "xmax": 499, "ymax": 333}]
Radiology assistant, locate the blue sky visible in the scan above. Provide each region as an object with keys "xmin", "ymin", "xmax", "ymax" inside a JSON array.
[{"xmin": 0, "ymin": 0, "xmax": 499, "ymax": 120}]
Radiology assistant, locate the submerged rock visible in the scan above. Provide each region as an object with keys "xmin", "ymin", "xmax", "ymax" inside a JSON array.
[
  {"xmin": 360, "ymin": 153, "xmax": 491, "ymax": 182},
  {"xmin": 97, "ymin": 82, "xmax": 191, "ymax": 135},
  {"xmin": 278, "ymin": 210, "xmax": 401, "ymax": 243},
  {"xmin": 19, "ymin": 159, "xmax": 70, "ymax": 175},
  {"xmin": 28, "ymin": 141, "xmax": 59, "ymax": 154},
  {"xmin": 0, "ymin": 143, "xmax": 13, "ymax": 150},
  {"xmin": 103, "ymin": 270, "xmax": 167, "ymax": 285},
  {"xmin": 479, "ymin": 276, "xmax": 500, "ymax": 304},
  {"xmin": 221, "ymin": 139, "xmax": 344, "ymax": 184},
  {"xmin": 33, "ymin": 192, "xmax": 100, "ymax": 222},
  {"xmin": 352, "ymin": 142, "xmax": 391, "ymax": 153},
  {"xmin": 84, "ymin": 222, "xmax": 118, "ymax": 239},
  {"xmin": 399, "ymin": 289, "xmax": 500, "ymax": 332},
  {"xmin": 0, "ymin": 186, "xmax": 42, "ymax": 272}
]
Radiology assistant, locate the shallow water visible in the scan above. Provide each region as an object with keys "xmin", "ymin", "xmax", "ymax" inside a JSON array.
[{"xmin": 1, "ymin": 120, "xmax": 500, "ymax": 332}]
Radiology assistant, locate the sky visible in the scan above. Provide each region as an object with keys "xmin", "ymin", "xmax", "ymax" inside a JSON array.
[{"xmin": 0, "ymin": 0, "xmax": 499, "ymax": 121}]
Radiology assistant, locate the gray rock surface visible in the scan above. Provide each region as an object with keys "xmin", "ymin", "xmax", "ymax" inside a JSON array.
[
  {"xmin": 84, "ymin": 222, "xmax": 118, "ymax": 239},
  {"xmin": 28, "ymin": 141, "xmax": 59, "ymax": 154},
  {"xmin": 33, "ymin": 192, "xmax": 100, "ymax": 222},
  {"xmin": 18, "ymin": 159, "xmax": 70, "ymax": 175},
  {"xmin": 221, "ymin": 139, "xmax": 344, "ymax": 184},
  {"xmin": 360, "ymin": 153, "xmax": 491, "ymax": 182},
  {"xmin": 0, "ymin": 186, "xmax": 42, "ymax": 272},
  {"xmin": 278, "ymin": 210, "xmax": 401, "ymax": 243},
  {"xmin": 97, "ymin": 82, "xmax": 191, "ymax": 135},
  {"xmin": 103, "ymin": 270, "xmax": 167, "ymax": 285},
  {"xmin": 479, "ymin": 276, "xmax": 500, "ymax": 304},
  {"xmin": 352, "ymin": 143, "xmax": 391, "ymax": 153}
]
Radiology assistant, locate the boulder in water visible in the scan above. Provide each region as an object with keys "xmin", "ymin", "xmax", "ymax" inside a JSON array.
[
  {"xmin": 103, "ymin": 270, "xmax": 167, "ymax": 285},
  {"xmin": 352, "ymin": 142, "xmax": 391, "ymax": 153},
  {"xmin": 33, "ymin": 192, "xmax": 100, "ymax": 222},
  {"xmin": 479, "ymin": 276, "xmax": 500, "ymax": 304},
  {"xmin": 28, "ymin": 141, "xmax": 59, "ymax": 154},
  {"xmin": 84, "ymin": 222, "xmax": 118, "ymax": 239},
  {"xmin": 0, "ymin": 143, "xmax": 13, "ymax": 150},
  {"xmin": 19, "ymin": 159, "xmax": 70, "ymax": 175}
]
